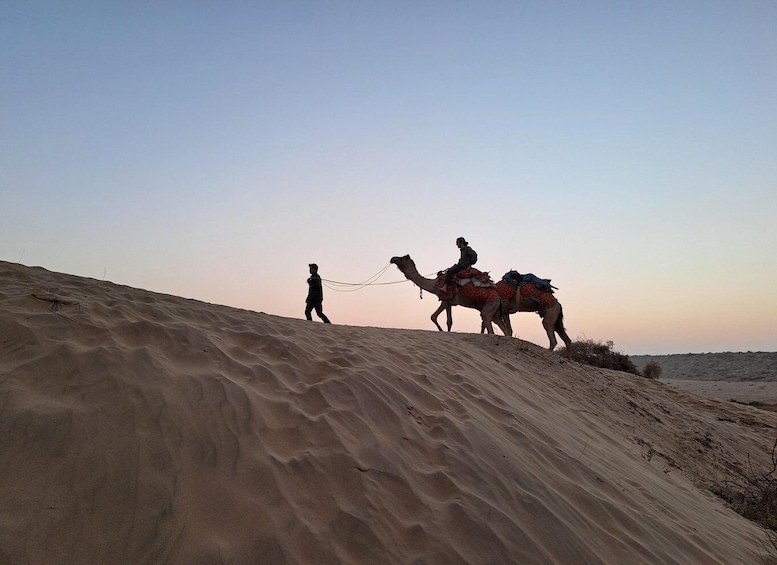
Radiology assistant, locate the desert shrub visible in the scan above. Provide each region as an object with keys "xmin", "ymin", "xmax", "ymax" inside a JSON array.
[
  {"xmin": 557, "ymin": 339, "xmax": 640, "ymax": 375},
  {"xmin": 711, "ymin": 439, "xmax": 777, "ymax": 537},
  {"xmin": 643, "ymin": 360, "xmax": 662, "ymax": 380}
]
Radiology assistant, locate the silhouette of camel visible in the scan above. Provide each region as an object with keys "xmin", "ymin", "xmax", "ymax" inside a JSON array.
[{"xmin": 390, "ymin": 255, "xmax": 510, "ymax": 337}]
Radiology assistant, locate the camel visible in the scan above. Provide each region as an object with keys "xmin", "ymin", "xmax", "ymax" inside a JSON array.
[
  {"xmin": 486, "ymin": 279, "xmax": 573, "ymax": 359},
  {"xmin": 389, "ymin": 255, "xmax": 511, "ymax": 337},
  {"xmin": 391, "ymin": 255, "xmax": 571, "ymax": 358}
]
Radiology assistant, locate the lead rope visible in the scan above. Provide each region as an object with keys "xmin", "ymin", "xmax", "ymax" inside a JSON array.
[
  {"xmin": 321, "ymin": 263, "xmax": 438, "ymax": 296},
  {"xmin": 321, "ymin": 263, "xmax": 398, "ymax": 292}
]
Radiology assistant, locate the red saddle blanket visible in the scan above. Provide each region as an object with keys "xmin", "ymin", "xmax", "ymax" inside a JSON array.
[
  {"xmin": 456, "ymin": 268, "xmax": 491, "ymax": 284},
  {"xmin": 438, "ymin": 268, "xmax": 497, "ymax": 303},
  {"xmin": 495, "ymin": 280, "xmax": 556, "ymax": 309}
]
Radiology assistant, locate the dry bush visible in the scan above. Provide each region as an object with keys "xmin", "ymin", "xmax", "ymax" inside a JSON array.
[
  {"xmin": 643, "ymin": 360, "xmax": 662, "ymax": 380},
  {"xmin": 558, "ymin": 339, "xmax": 640, "ymax": 375},
  {"xmin": 711, "ymin": 439, "xmax": 777, "ymax": 540}
]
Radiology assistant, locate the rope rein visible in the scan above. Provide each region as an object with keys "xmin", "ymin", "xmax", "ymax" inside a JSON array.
[
  {"xmin": 321, "ymin": 263, "xmax": 395, "ymax": 292},
  {"xmin": 320, "ymin": 263, "xmax": 437, "ymax": 294}
]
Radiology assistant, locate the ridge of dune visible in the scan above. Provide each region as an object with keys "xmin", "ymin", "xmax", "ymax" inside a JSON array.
[{"xmin": 2, "ymin": 260, "xmax": 776, "ymax": 564}]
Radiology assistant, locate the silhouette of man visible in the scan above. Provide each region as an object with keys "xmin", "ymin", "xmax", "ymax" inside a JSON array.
[
  {"xmin": 305, "ymin": 263, "xmax": 331, "ymax": 323},
  {"xmin": 442, "ymin": 237, "xmax": 477, "ymax": 292}
]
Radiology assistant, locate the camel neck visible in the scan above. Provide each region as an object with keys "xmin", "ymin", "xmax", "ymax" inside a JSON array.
[{"xmin": 400, "ymin": 262, "xmax": 439, "ymax": 294}]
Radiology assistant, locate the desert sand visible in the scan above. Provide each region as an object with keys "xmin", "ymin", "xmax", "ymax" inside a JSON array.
[{"xmin": 2, "ymin": 260, "xmax": 777, "ymax": 564}]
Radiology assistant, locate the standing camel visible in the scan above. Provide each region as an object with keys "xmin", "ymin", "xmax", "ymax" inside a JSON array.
[
  {"xmin": 488, "ymin": 279, "xmax": 573, "ymax": 359},
  {"xmin": 401, "ymin": 258, "xmax": 572, "ymax": 358},
  {"xmin": 389, "ymin": 255, "xmax": 511, "ymax": 336}
]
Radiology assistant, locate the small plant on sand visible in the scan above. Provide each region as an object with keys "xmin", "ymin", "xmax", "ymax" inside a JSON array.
[
  {"xmin": 558, "ymin": 339, "xmax": 640, "ymax": 375},
  {"xmin": 643, "ymin": 360, "xmax": 662, "ymax": 380},
  {"xmin": 711, "ymin": 439, "xmax": 777, "ymax": 553}
]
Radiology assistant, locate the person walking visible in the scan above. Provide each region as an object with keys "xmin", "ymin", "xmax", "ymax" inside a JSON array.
[
  {"xmin": 305, "ymin": 263, "xmax": 331, "ymax": 323},
  {"xmin": 442, "ymin": 237, "xmax": 477, "ymax": 292}
]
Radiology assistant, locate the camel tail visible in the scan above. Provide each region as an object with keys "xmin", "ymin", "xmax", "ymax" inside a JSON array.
[
  {"xmin": 555, "ymin": 305, "xmax": 565, "ymax": 332},
  {"xmin": 555, "ymin": 304, "xmax": 573, "ymax": 359}
]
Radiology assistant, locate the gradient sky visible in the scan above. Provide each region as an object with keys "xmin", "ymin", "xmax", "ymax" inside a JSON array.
[{"xmin": 3, "ymin": 1, "xmax": 776, "ymax": 355}]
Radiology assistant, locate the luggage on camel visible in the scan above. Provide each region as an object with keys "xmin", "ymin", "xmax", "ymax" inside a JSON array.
[{"xmin": 502, "ymin": 271, "xmax": 557, "ymax": 294}]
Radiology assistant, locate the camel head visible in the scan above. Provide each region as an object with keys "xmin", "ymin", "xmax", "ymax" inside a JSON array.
[
  {"xmin": 390, "ymin": 255, "xmax": 414, "ymax": 273},
  {"xmin": 389, "ymin": 255, "xmax": 416, "ymax": 276}
]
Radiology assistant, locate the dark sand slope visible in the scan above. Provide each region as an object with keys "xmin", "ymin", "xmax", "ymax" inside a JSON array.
[{"xmin": 2, "ymin": 261, "xmax": 776, "ymax": 564}]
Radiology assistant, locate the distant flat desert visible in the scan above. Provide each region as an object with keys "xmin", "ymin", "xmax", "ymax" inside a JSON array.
[{"xmin": 632, "ymin": 353, "xmax": 777, "ymax": 405}]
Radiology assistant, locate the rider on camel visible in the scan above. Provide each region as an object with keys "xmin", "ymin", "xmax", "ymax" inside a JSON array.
[{"xmin": 441, "ymin": 237, "xmax": 477, "ymax": 293}]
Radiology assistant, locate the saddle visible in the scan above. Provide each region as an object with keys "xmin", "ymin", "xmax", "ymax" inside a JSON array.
[
  {"xmin": 498, "ymin": 271, "xmax": 557, "ymax": 311},
  {"xmin": 502, "ymin": 271, "xmax": 556, "ymax": 293},
  {"xmin": 437, "ymin": 268, "xmax": 495, "ymax": 300}
]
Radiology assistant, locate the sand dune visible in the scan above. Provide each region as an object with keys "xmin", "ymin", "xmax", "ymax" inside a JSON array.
[{"xmin": 2, "ymin": 260, "xmax": 777, "ymax": 564}]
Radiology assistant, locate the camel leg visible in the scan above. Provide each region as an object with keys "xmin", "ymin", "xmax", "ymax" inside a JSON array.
[
  {"xmin": 480, "ymin": 302, "xmax": 512, "ymax": 336},
  {"xmin": 482, "ymin": 300, "xmax": 509, "ymax": 335},
  {"xmin": 491, "ymin": 306, "xmax": 511, "ymax": 337},
  {"xmin": 556, "ymin": 326, "xmax": 573, "ymax": 359},
  {"xmin": 446, "ymin": 302, "xmax": 453, "ymax": 331},
  {"xmin": 542, "ymin": 312, "xmax": 557, "ymax": 351},
  {"xmin": 480, "ymin": 301, "xmax": 497, "ymax": 334},
  {"xmin": 542, "ymin": 302, "xmax": 572, "ymax": 359},
  {"xmin": 495, "ymin": 314, "xmax": 512, "ymax": 337},
  {"xmin": 540, "ymin": 302, "xmax": 564, "ymax": 351},
  {"xmin": 480, "ymin": 314, "xmax": 495, "ymax": 334},
  {"xmin": 499, "ymin": 301, "xmax": 513, "ymax": 337},
  {"xmin": 501, "ymin": 311, "xmax": 513, "ymax": 337},
  {"xmin": 555, "ymin": 304, "xmax": 573, "ymax": 360},
  {"xmin": 430, "ymin": 302, "xmax": 447, "ymax": 332}
]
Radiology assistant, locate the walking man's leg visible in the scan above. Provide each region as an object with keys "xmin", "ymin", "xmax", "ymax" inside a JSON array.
[{"xmin": 315, "ymin": 303, "xmax": 331, "ymax": 324}]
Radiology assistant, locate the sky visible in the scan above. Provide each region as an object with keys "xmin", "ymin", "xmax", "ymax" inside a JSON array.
[{"xmin": 2, "ymin": 1, "xmax": 776, "ymax": 355}]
